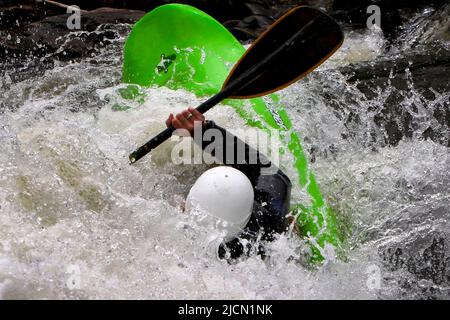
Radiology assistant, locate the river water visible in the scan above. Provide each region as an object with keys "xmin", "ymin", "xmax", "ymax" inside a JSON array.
[{"xmin": 0, "ymin": 19, "xmax": 449, "ymax": 299}]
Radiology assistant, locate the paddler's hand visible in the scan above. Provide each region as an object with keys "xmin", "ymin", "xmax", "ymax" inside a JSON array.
[{"xmin": 165, "ymin": 107, "xmax": 206, "ymax": 137}]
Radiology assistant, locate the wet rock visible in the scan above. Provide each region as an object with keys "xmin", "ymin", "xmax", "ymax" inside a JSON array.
[
  {"xmin": 0, "ymin": 4, "xmax": 65, "ymax": 28},
  {"xmin": 340, "ymin": 48, "xmax": 450, "ymax": 95},
  {"xmin": 36, "ymin": 0, "xmax": 252, "ymax": 22},
  {"xmin": 223, "ymin": 2, "xmax": 285, "ymax": 41},
  {"xmin": 398, "ymin": 3, "xmax": 450, "ymax": 47},
  {"xmin": 379, "ymin": 235, "xmax": 450, "ymax": 299},
  {"xmin": 277, "ymin": 0, "xmax": 334, "ymax": 12},
  {"xmin": 331, "ymin": 0, "xmax": 448, "ymax": 40},
  {"xmin": 0, "ymin": 6, "xmax": 144, "ymax": 84},
  {"xmin": 338, "ymin": 46, "xmax": 450, "ymax": 147},
  {"xmin": 19, "ymin": 1, "xmax": 334, "ymax": 42},
  {"xmin": 222, "ymin": 1, "xmax": 335, "ymax": 41},
  {"xmin": 0, "ymin": 1, "xmax": 335, "ymax": 65},
  {"xmin": 0, "ymin": 7, "xmax": 145, "ymax": 61}
]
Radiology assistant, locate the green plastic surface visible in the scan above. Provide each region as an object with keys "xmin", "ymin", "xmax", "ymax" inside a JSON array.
[{"xmin": 123, "ymin": 4, "xmax": 344, "ymax": 262}]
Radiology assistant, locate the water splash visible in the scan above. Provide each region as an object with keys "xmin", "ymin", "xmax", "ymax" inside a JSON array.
[{"xmin": 0, "ymin": 21, "xmax": 449, "ymax": 299}]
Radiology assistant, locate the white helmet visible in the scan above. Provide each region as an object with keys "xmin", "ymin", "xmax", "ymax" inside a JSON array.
[{"xmin": 186, "ymin": 166, "xmax": 254, "ymax": 241}]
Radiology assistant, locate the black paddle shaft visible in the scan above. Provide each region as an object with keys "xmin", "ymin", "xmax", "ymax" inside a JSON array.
[
  {"xmin": 129, "ymin": 17, "xmax": 318, "ymax": 164},
  {"xmin": 128, "ymin": 89, "xmax": 229, "ymax": 164}
]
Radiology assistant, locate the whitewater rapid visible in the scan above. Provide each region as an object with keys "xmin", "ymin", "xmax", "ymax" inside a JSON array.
[{"xmin": 0, "ymin": 23, "xmax": 449, "ymax": 299}]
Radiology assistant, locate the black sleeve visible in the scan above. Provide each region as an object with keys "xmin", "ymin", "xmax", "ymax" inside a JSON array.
[
  {"xmin": 198, "ymin": 120, "xmax": 272, "ymax": 185},
  {"xmin": 197, "ymin": 121, "xmax": 292, "ymax": 261}
]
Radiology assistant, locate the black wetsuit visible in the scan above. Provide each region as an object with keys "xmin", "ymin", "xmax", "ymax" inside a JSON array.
[{"xmin": 199, "ymin": 121, "xmax": 291, "ymax": 261}]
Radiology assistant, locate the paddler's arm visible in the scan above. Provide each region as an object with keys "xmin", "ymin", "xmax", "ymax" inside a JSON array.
[
  {"xmin": 165, "ymin": 108, "xmax": 283, "ymax": 188},
  {"xmin": 165, "ymin": 109, "xmax": 291, "ymax": 237}
]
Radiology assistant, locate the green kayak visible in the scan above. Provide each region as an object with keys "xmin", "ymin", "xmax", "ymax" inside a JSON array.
[{"xmin": 122, "ymin": 3, "xmax": 344, "ymax": 263}]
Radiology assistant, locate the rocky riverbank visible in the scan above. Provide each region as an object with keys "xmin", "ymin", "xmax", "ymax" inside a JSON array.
[
  {"xmin": 2, "ymin": 0, "xmax": 448, "ymax": 60},
  {"xmin": 1, "ymin": 0, "xmax": 449, "ymax": 146}
]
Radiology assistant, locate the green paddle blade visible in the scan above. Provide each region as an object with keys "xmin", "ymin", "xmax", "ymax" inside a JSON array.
[{"xmin": 224, "ymin": 6, "xmax": 344, "ymax": 99}]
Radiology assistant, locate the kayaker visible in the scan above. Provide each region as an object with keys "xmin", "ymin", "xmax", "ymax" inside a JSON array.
[{"xmin": 166, "ymin": 107, "xmax": 292, "ymax": 261}]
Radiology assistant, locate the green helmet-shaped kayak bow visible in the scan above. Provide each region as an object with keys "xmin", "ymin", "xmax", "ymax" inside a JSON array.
[{"xmin": 123, "ymin": 4, "xmax": 346, "ymax": 263}]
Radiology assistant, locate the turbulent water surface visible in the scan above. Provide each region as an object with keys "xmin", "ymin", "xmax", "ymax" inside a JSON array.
[{"xmin": 0, "ymin": 20, "xmax": 449, "ymax": 299}]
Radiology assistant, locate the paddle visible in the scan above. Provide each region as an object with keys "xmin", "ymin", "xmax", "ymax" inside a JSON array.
[{"xmin": 129, "ymin": 6, "xmax": 343, "ymax": 164}]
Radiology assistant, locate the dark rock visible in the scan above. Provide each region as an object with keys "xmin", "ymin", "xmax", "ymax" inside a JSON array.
[
  {"xmin": 222, "ymin": 1, "xmax": 335, "ymax": 41},
  {"xmin": 341, "ymin": 48, "xmax": 450, "ymax": 95},
  {"xmin": 37, "ymin": 0, "xmax": 252, "ymax": 22},
  {"xmin": 0, "ymin": 4, "xmax": 65, "ymax": 28},
  {"xmin": 279, "ymin": 0, "xmax": 334, "ymax": 12},
  {"xmin": 331, "ymin": 0, "xmax": 448, "ymax": 40},
  {"xmin": 0, "ymin": 1, "xmax": 335, "ymax": 64},
  {"xmin": 0, "ymin": 7, "xmax": 145, "ymax": 61},
  {"xmin": 338, "ymin": 46, "xmax": 450, "ymax": 147},
  {"xmin": 30, "ymin": 7, "xmax": 145, "ymax": 34},
  {"xmin": 7, "ymin": 1, "xmax": 334, "ymax": 42},
  {"xmin": 379, "ymin": 235, "xmax": 450, "ymax": 299},
  {"xmin": 397, "ymin": 3, "xmax": 450, "ymax": 48}
]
